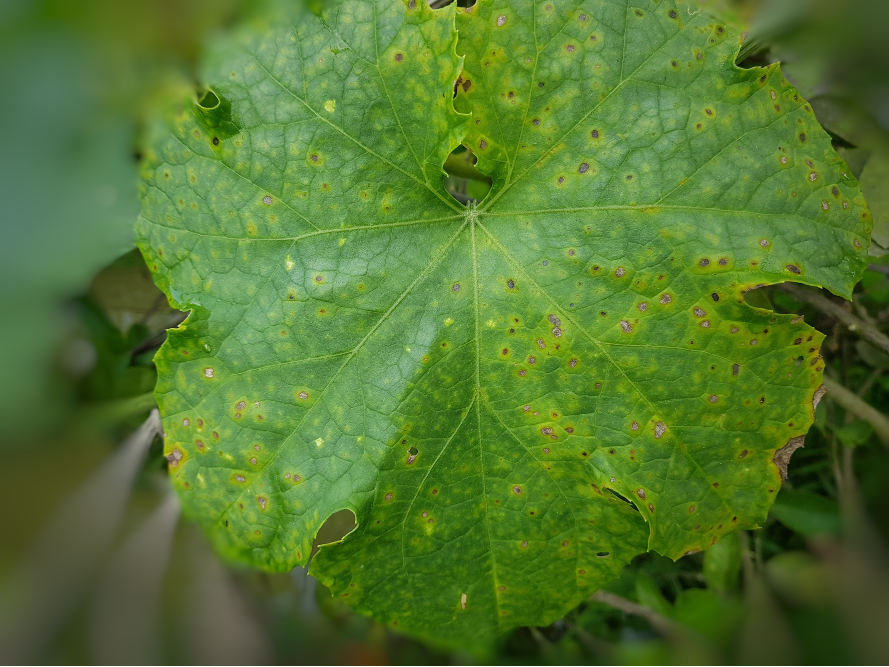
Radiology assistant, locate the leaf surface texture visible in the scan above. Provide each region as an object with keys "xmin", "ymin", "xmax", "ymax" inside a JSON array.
[{"xmin": 137, "ymin": 0, "xmax": 870, "ymax": 643}]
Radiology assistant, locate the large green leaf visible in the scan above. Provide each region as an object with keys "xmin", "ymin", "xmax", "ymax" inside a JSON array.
[{"xmin": 137, "ymin": 0, "xmax": 870, "ymax": 645}]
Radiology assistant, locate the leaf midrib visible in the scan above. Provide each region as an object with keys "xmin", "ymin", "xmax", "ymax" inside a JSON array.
[
  {"xmin": 169, "ymin": 0, "xmax": 751, "ymax": 572},
  {"xmin": 250, "ymin": 57, "xmax": 463, "ymax": 215},
  {"xmin": 203, "ymin": 220, "xmax": 469, "ymax": 530},
  {"xmin": 475, "ymin": 218, "xmax": 737, "ymax": 522},
  {"xmin": 477, "ymin": 4, "xmax": 710, "ymax": 213}
]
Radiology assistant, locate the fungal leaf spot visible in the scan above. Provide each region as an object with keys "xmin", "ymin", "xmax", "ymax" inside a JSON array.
[{"xmin": 138, "ymin": 0, "xmax": 870, "ymax": 649}]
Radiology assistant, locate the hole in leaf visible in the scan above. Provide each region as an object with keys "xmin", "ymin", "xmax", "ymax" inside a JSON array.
[
  {"xmin": 309, "ymin": 508, "xmax": 357, "ymax": 564},
  {"xmin": 197, "ymin": 89, "xmax": 220, "ymax": 109},
  {"xmin": 193, "ymin": 87, "xmax": 237, "ymax": 139},
  {"xmin": 605, "ymin": 488, "xmax": 638, "ymax": 510},
  {"xmin": 443, "ymin": 146, "xmax": 492, "ymax": 206}
]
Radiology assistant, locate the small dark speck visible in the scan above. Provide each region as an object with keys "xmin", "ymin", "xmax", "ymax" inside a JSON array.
[
  {"xmin": 533, "ymin": 118, "xmax": 540, "ymax": 126},
  {"xmin": 212, "ymin": 137, "xmax": 219, "ymax": 146},
  {"xmin": 669, "ymin": 9, "xmax": 677, "ymax": 18},
  {"xmin": 579, "ymin": 162, "xmax": 590, "ymax": 174},
  {"xmin": 700, "ymin": 258, "xmax": 710, "ymax": 267},
  {"xmin": 452, "ymin": 283, "xmax": 461, "ymax": 292},
  {"xmin": 538, "ymin": 82, "xmax": 545, "ymax": 88},
  {"xmin": 507, "ymin": 279, "xmax": 515, "ymax": 289},
  {"xmin": 542, "ymin": 260, "xmax": 549, "ymax": 266}
]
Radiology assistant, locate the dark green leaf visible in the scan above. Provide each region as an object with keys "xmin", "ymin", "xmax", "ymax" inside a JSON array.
[
  {"xmin": 831, "ymin": 419, "xmax": 873, "ymax": 447},
  {"xmin": 769, "ymin": 489, "xmax": 841, "ymax": 535},
  {"xmin": 703, "ymin": 533, "xmax": 741, "ymax": 593},
  {"xmin": 138, "ymin": 0, "xmax": 869, "ymax": 643}
]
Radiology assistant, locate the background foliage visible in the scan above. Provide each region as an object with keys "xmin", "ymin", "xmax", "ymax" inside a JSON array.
[{"xmin": 1, "ymin": 0, "xmax": 888, "ymax": 663}]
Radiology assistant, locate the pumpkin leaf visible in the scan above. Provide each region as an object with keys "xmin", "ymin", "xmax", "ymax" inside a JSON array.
[{"xmin": 137, "ymin": 0, "xmax": 870, "ymax": 646}]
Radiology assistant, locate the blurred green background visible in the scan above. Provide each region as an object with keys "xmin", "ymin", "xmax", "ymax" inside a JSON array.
[{"xmin": 2, "ymin": 0, "xmax": 889, "ymax": 663}]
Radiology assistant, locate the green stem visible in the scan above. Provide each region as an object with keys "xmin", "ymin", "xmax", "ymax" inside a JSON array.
[
  {"xmin": 590, "ymin": 590, "xmax": 680, "ymax": 639},
  {"xmin": 822, "ymin": 376, "xmax": 889, "ymax": 449},
  {"xmin": 777, "ymin": 283, "xmax": 889, "ymax": 354}
]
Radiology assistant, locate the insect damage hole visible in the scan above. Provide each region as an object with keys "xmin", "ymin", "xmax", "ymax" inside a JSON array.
[
  {"xmin": 442, "ymin": 146, "xmax": 492, "ymax": 206},
  {"xmin": 311, "ymin": 509, "xmax": 357, "ymax": 561}
]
